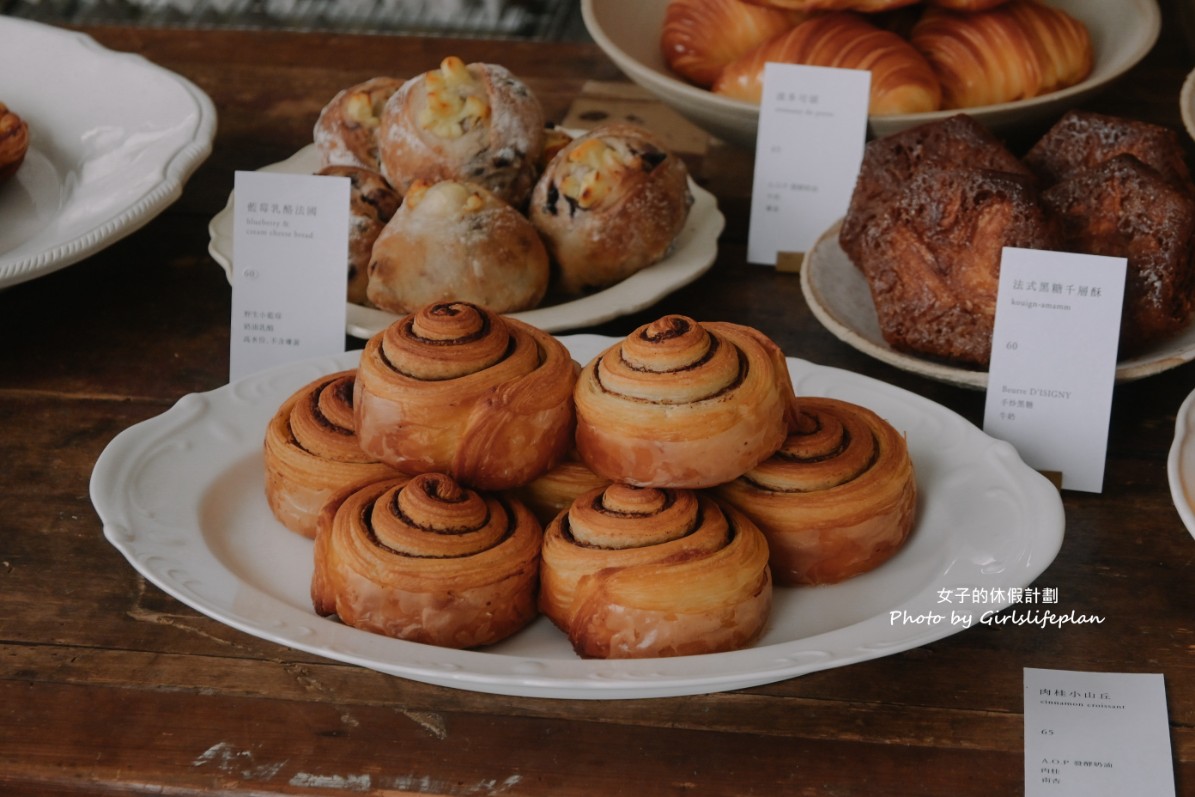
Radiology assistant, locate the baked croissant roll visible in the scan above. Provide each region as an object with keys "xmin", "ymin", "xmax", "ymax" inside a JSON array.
[
  {"xmin": 530, "ymin": 123, "xmax": 693, "ymax": 294},
  {"xmin": 264, "ymin": 370, "xmax": 403, "ymax": 538},
  {"xmin": 574, "ymin": 315, "xmax": 795, "ymax": 488},
  {"xmin": 354, "ymin": 302, "xmax": 577, "ymax": 491},
  {"xmin": 315, "ymin": 165, "xmax": 401, "ymax": 305},
  {"xmin": 661, "ymin": 0, "xmax": 804, "ymax": 88},
  {"xmin": 0, "ymin": 102, "xmax": 29, "ymax": 184},
  {"xmin": 377, "ymin": 56, "xmax": 545, "ymax": 207},
  {"xmin": 910, "ymin": 0, "xmax": 1093, "ymax": 109},
  {"xmin": 715, "ymin": 397, "xmax": 917, "ymax": 585},
  {"xmin": 314, "ymin": 76, "xmax": 404, "ymax": 173},
  {"xmin": 713, "ymin": 12, "xmax": 942, "ymax": 116},
  {"xmin": 311, "ymin": 474, "xmax": 542, "ymax": 648},
  {"xmin": 366, "ymin": 179, "xmax": 549, "ymax": 315},
  {"xmin": 540, "ymin": 484, "xmax": 772, "ymax": 659}
]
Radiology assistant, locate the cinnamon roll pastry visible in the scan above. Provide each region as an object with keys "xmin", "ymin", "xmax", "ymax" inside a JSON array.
[
  {"xmin": 574, "ymin": 315, "xmax": 795, "ymax": 488},
  {"xmin": 264, "ymin": 370, "xmax": 403, "ymax": 538},
  {"xmin": 714, "ymin": 397, "xmax": 917, "ymax": 586},
  {"xmin": 530, "ymin": 124, "xmax": 692, "ymax": 294},
  {"xmin": 661, "ymin": 0, "xmax": 804, "ymax": 89},
  {"xmin": 377, "ymin": 56, "xmax": 545, "ymax": 207},
  {"xmin": 315, "ymin": 165, "xmax": 401, "ymax": 305},
  {"xmin": 540, "ymin": 484, "xmax": 772, "ymax": 659},
  {"xmin": 512, "ymin": 452, "xmax": 610, "ymax": 527},
  {"xmin": 0, "ymin": 102, "xmax": 29, "ymax": 184},
  {"xmin": 366, "ymin": 178, "xmax": 549, "ymax": 315},
  {"xmin": 314, "ymin": 76, "xmax": 404, "ymax": 172},
  {"xmin": 354, "ymin": 302, "xmax": 577, "ymax": 491},
  {"xmin": 909, "ymin": 0, "xmax": 1093, "ymax": 109},
  {"xmin": 713, "ymin": 12, "xmax": 942, "ymax": 116},
  {"xmin": 311, "ymin": 474, "xmax": 542, "ymax": 648}
]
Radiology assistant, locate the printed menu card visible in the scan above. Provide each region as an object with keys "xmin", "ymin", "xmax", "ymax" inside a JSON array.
[{"xmin": 229, "ymin": 171, "xmax": 349, "ymax": 382}]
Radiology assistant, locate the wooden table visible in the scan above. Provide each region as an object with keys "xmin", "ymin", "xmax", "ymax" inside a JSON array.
[{"xmin": 2, "ymin": 7, "xmax": 1193, "ymax": 796}]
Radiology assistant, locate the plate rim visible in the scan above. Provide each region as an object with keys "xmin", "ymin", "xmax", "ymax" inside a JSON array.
[{"xmin": 1167, "ymin": 387, "xmax": 1195, "ymax": 540}]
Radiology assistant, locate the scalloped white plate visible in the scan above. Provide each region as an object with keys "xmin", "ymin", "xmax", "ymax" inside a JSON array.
[
  {"xmin": 91, "ymin": 335, "xmax": 1064, "ymax": 699},
  {"xmin": 0, "ymin": 17, "xmax": 216, "ymax": 289},
  {"xmin": 208, "ymin": 144, "xmax": 724, "ymax": 338},
  {"xmin": 802, "ymin": 220, "xmax": 1195, "ymax": 390},
  {"xmin": 1168, "ymin": 387, "xmax": 1195, "ymax": 540}
]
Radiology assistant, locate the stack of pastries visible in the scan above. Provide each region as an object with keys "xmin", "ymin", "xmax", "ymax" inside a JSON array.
[
  {"xmin": 312, "ymin": 57, "xmax": 694, "ymax": 315},
  {"xmin": 840, "ymin": 110, "xmax": 1195, "ymax": 367},
  {"xmin": 660, "ymin": 0, "xmax": 1093, "ymax": 116},
  {"xmin": 263, "ymin": 302, "xmax": 920, "ymax": 658}
]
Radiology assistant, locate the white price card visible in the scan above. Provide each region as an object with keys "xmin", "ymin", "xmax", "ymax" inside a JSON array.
[
  {"xmin": 983, "ymin": 247, "xmax": 1126, "ymax": 493},
  {"xmin": 1024, "ymin": 668, "xmax": 1176, "ymax": 797},
  {"xmin": 229, "ymin": 170, "xmax": 350, "ymax": 382},
  {"xmin": 747, "ymin": 62, "xmax": 869, "ymax": 267}
]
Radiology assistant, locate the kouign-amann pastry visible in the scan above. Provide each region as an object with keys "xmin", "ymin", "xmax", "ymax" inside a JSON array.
[
  {"xmin": 354, "ymin": 302, "xmax": 577, "ymax": 491},
  {"xmin": 574, "ymin": 315, "xmax": 795, "ymax": 488},
  {"xmin": 539, "ymin": 484, "xmax": 772, "ymax": 659},
  {"xmin": 263, "ymin": 370, "xmax": 402, "ymax": 538},
  {"xmin": 910, "ymin": 0, "xmax": 1092, "ymax": 109},
  {"xmin": 715, "ymin": 397, "xmax": 917, "ymax": 586},
  {"xmin": 312, "ymin": 474, "xmax": 542, "ymax": 648},
  {"xmin": 366, "ymin": 179, "xmax": 549, "ymax": 314},
  {"xmin": 377, "ymin": 56, "xmax": 545, "ymax": 207},
  {"xmin": 315, "ymin": 165, "xmax": 401, "ymax": 305},
  {"xmin": 530, "ymin": 124, "xmax": 692, "ymax": 294},
  {"xmin": 713, "ymin": 12, "xmax": 942, "ymax": 116},
  {"xmin": 1042, "ymin": 154, "xmax": 1195, "ymax": 353},
  {"xmin": 314, "ymin": 76, "xmax": 404, "ymax": 173},
  {"xmin": 661, "ymin": 0, "xmax": 803, "ymax": 88},
  {"xmin": 0, "ymin": 102, "xmax": 29, "ymax": 184}
]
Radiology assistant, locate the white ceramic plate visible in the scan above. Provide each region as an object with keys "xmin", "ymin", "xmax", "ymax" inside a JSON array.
[
  {"xmin": 583, "ymin": 0, "xmax": 1161, "ymax": 149},
  {"xmin": 0, "ymin": 17, "xmax": 216, "ymax": 289},
  {"xmin": 91, "ymin": 335, "xmax": 1064, "ymax": 700},
  {"xmin": 207, "ymin": 145, "xmax": 724, "ymax": 338},
  {"xmin": 802, "ymin": 220, "xmax": 1195, "ymax": 390},
  {"xmin": 1168, "ymin": 387, "xmax": 1195, "ymax": 540}
]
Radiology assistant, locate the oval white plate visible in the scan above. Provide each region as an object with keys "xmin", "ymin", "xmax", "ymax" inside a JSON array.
[
  {"xmin": 91, "ymin": 335, "xmax": 1064, "ymax": 700},
  {"xmin": 208, "ymin": 145, "xmax": 724, "ymax": 338},
  {"xmin": 802, "ymin": 220, "xmax": 1195, "ymax": 390},
  {"xmin": 1168, "ymin": 387, "xmax": 1195, "ymax": 540},
  {"xmin": 0, "ymin": 17, "xmax": 216, "ymax": 289}
]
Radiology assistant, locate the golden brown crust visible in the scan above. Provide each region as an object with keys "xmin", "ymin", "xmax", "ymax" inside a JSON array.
[
  {"xmin": 366, "ymin": 179, "xmax": 549, "ymax": 314},
  {"xmin": 311, "ymin": 474, "xmax": 542, "ymax": 648},
  {"xmin": 263, "ymin": 370, "xmax": 403, "ymax": 538},
  {"xmin": 0, "ymin": 102, "xmax": 30, "ymax": 184},
  {"xmin": 314, "ymin": 76, "xmax": 404, "ymax": 173},
  {"xmin": 353, "ymin": 302, "xmax": 577, "ymax": 491},
  {"xmin": 539, "ymin": 484, "xmax": 772, "ymax": 659},
  {"xmin": 573, "ymin": 315, "xmax": 795, "ymax": 488},
  {"xmin": 713, "ymin": 12, "xmax": 942, "ymax": 115},
  {"xmin": 740, "ymin": 0, "xmax": 920, "ymax": 12},
  {"xmin": 315, "ymin": 165, "xmax": 401, "ymax": 305},
  {"xmin": 660, "ymin": 0, "xmax": 803, "ymax": 88},
  {"xmin": 512, "ymin": 453, "xmax": 610, "ymax": 527},
  {"xmin": 715, "ymin": 397, "xmax": 917, "ymax": 585}
]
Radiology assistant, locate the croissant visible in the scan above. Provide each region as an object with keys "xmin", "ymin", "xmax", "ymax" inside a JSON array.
[
  {"xmin": 354, "ymin": 302, "xmax": 577, "ymax": 491},
  {"xmin": 539, "ymin": 484, "xmax": 772, "ymax": 659},
  {"xmin": 909, "ymin": 0, "xmax": 1093, "ymax": 109},
  {"xmin": 263, "ymin": 370, "xmax": 403, "ymax": 538},
  {"xmin": 573, "ymin": 315, "xmax": 795, "ymax": 489},
  {"xmin": 714, "ymin": 397, "xmax": 917, "ymax": 585},
  {"xmin": 311, "ymin": 474, "xmax": 542, "ymax": 648},
  {"xmin": 660, "ymin": 0, "xmax": 803, "ymax": 88},
  {"xmin": 314, "ymin": 76, "xmax": 404, "ymax": 173},
  {"xmin": 713, "ymin": 12, "xmax": 942, "ymax": 116},
  {"xmin": 0, "ymin": 102, "xmax": 29, "ymax": 184}
]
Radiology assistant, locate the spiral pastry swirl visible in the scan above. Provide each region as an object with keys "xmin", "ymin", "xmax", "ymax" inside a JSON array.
[
  {"xmin": 263, "ymin": 370, "xmax": 401, "ymax": 538},
  {"xmin": 540, "ymin": 484, "xmax": 772, "ymax": 659},
  {"xmin": 311, "ymin": 473, "xmax": 543, "ymax": 648},
  {"xmin": 715, "ymin": 397, "xmax": 917, "ymax": 586},
  {"xmin": 574, "ymin": 315, "xmax": 794, "ymax": 488},
  {"xmin": 354, "ymin": 302, "xmax": 577, "ymax": 491}
]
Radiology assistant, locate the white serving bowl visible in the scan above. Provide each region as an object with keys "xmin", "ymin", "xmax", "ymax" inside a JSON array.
[{"xmin": 582, "ymin": 0, "xmax": 1161, "ymax": 148}]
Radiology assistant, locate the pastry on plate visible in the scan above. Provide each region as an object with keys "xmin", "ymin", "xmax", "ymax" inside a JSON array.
[
  {"xmin": 315, "ymin": 165, "xmax": 401, "ymax": 305},
  {"xmin": 661, "ymin": 0, "xmax": 803, "ymax": 88},
  {"xmin": 0, "ymin": 102, "xmax": 29, "ymax": 184},
  {"xmin": 314, "ymin": 76, "xmax": 404, "ymax": 173}
]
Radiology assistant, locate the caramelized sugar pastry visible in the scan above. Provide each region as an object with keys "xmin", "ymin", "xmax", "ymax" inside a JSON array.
[
  {"xmin": 314, "ymin": 76, "xmax": 404, "ymax": 173},
  {"xmin": 574, "ymin": 315, "xmax": 795, "ymax": 488},
  {"xmin": 716, "ymin": 397, "xmax": 917, "ymax": 586},
  {"xmin": 312, "ymin": 474, "xmax": 542, "ymax": 648},
  {"xmin": 661, "ymin": 0, "xmax": 803, "ymax": 88},
  {"xmin": 0, "ymin": 102, "xmax": 29, "ymax": 184},
  {"xmin": 314, "ymin": 165, "xmax": 401, "ymax": 305},
  {"xmin": 354, "ymin": 302, "xmax": 577, "ymax": 491},
  {"xmin": 539, "ymin": 484, "xmax": 772, "ymax": 659},
  {"xmin": 263, "ymin": 370, "xmax": 402, "ymax": 538}
]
